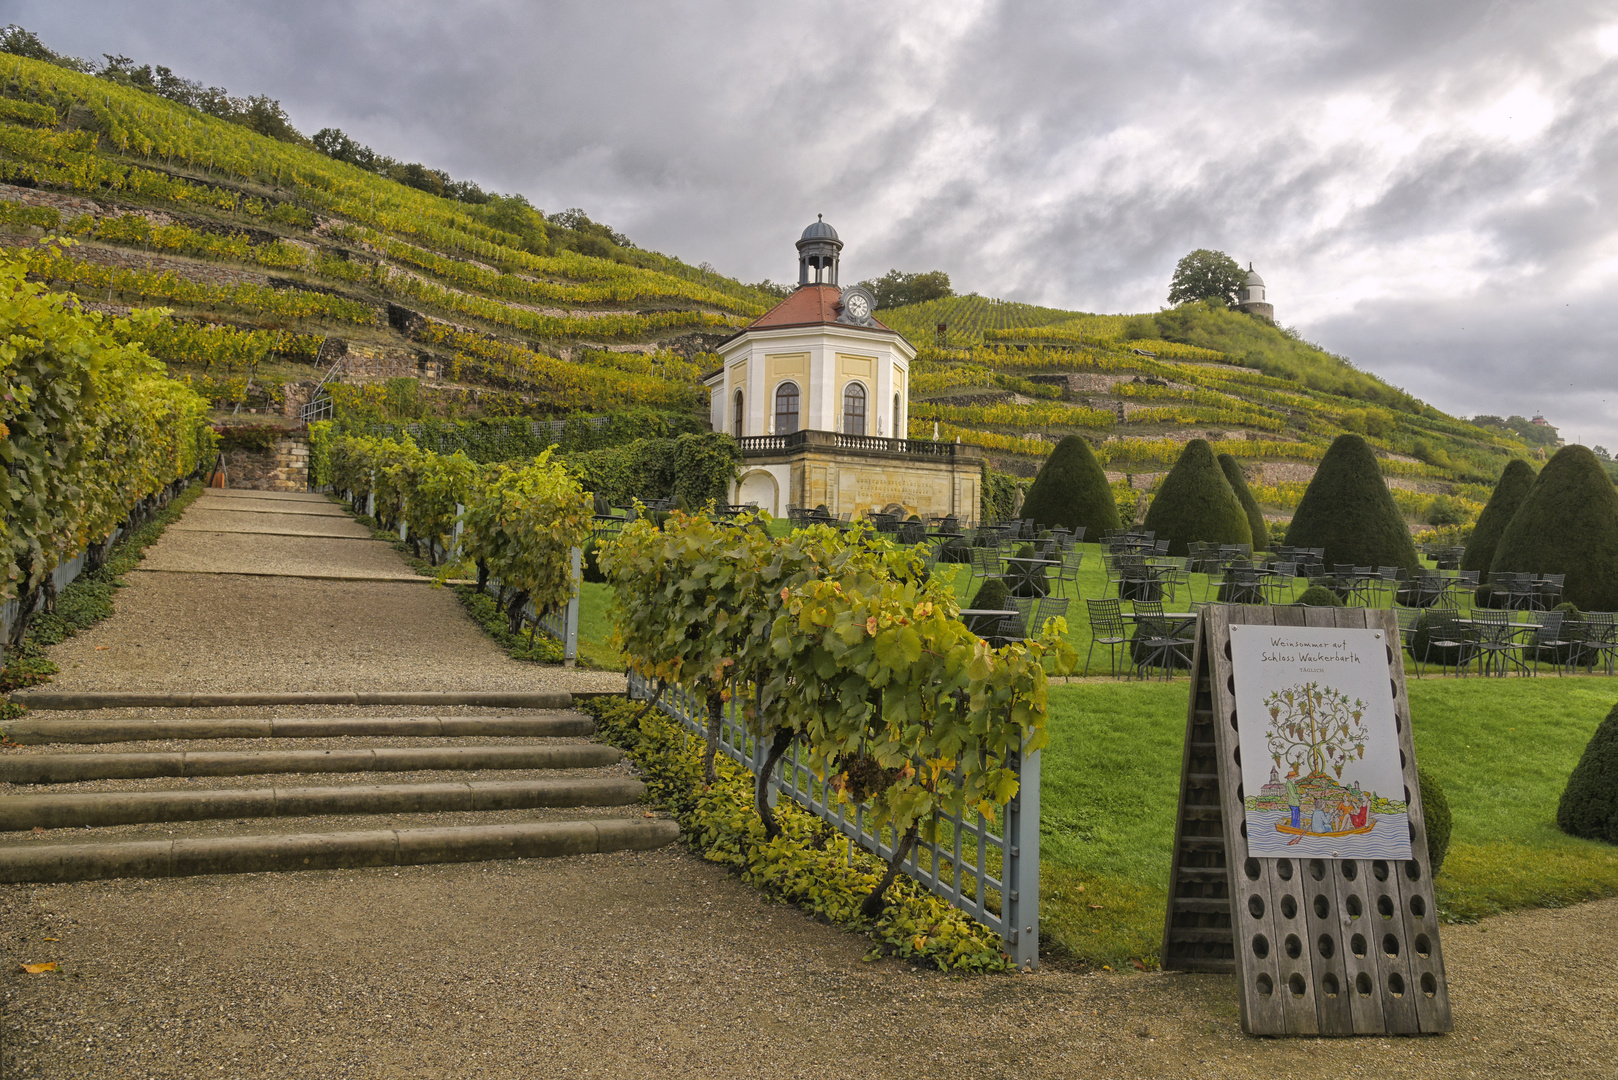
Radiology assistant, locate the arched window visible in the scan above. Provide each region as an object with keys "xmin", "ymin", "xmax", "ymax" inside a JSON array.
[
  {"xmin": 732, "ymin": 389, "xmax": 744, "ymax": 437},
  {"xmin": 893, "ymin": 393, "xmax": 902, "ymax": 438},
  {"xmin": 774, "ymin": 381, "xmax": 800, "ymax": 435},
  {"xmin": 842, "ymin": 382, "xmax": 867, "ymax": 436}
]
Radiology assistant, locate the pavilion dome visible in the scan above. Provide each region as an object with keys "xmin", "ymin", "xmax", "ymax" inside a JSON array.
[{"xmin": 800, "ymin": 217, "xmax": 839, "ymax": 242}]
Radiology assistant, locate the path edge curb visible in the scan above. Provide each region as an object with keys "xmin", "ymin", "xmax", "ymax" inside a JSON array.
[
  {"xmin": 0, "ymin": 819, "xmax": 680, "ymax": 883},
  {"xmin": 10, "ymin": 690, "xmax": 578, "ymax": 711}
]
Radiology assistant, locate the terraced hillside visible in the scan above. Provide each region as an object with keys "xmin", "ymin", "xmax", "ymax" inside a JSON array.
[
  {"xmin": 0, "ymin": 54, "xmax": 774, "ymax": 422},
  {"xmin": 0, "ymin": 51, "xmax": 1540, "ymax": 530},
  {"xmin": 883, "ymin": 295, "xmax": 1542, "ymax": 527}
]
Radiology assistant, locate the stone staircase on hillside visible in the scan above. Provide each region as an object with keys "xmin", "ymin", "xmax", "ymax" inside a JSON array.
[{"xmin": 0, "ymin": 703, "xmax": 676, "ymax": 883}]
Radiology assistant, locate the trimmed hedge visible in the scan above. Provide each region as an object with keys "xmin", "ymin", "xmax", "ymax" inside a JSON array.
[
  {"xmin": 1462, "ymin": 459, "xmax": 1535, "ymax": 575},
  {"xmin": 1408, "ymin": 610, "xmax": 1466, "ymax": 670},
  {"xmin": 566, "ymin": 431, "xmax": 740, "ymax": 510},
  {"xmin": 1490, "ymin": 445, "xmax": 1618, "ymax": 612},
  {"xmin": 1219, "ymin": 454, "xmax": 1269, "ymax": 553},
  {"xmin": 1003, "ymin": 544, "xmax": 1049, "ymax": 598},
  {"xmin": 1294, "ymin": 584, "xmax": 1344, "ymax": 606},
  {"xmin": 1141, "ymin": 439, "xmax": 1251, "ymax": 556},
  {"xmin": 1285, "ymin": 434, "xmax": 1420, "ymax": 572},
  {"xmin": 1020, "ymin": 435, "xmax": 1120, "ymax": 536},
  {"xmin": 581, "ymin": 697, "xmax": 1012, "ymax": 970},
  {"xmin": 1556, "ymin": 702, "xmax": 1618, "ymax": 845},
  {"xmin": 1418, "ymin": 766, "xmax": 1452, "ymax": 873}
]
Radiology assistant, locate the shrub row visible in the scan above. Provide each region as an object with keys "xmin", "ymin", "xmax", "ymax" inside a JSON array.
[{"xmin": 0, "ymin": 249, "xmax": 215, "ymax": 649}]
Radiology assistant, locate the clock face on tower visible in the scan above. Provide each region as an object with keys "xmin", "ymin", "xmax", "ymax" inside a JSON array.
[{"xmin": 839, "ymin": 286, "xmax": 875, "ymax": 325}]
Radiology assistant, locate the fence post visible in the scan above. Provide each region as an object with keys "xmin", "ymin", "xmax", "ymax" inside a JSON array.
[
  {"xmin": 563, "ymin": 546, "xmax": 581, "ymax": 667},
  {"xmin": 1005, "ymin": 746, "xmax": 1041, "ymax": 971}
]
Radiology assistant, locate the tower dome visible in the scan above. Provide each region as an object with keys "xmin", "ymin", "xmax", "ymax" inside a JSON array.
[
  {"xmin": 800, "ymin": 217, "xmax": 839, "ymax": 242},
  {"xmin": 1238, "ymin": 261, "xmax": 1274, "ymax": 322},
  {"xmin": 795, "ymin": 214, "xmax": 843, "ymax": 287}
]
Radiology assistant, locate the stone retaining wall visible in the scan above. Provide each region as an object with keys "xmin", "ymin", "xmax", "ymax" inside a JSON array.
[
  {"xmin": 0, "ymin": 182, "xmax": 104, "ymax": 218},
  {"xmin": 224, "ymin": 433, "xmax": 309, "ymax": 492}
]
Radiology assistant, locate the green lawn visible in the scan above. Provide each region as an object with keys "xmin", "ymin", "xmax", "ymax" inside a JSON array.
[
  {"xmin": 1038, "ymin": 676, "xmax": 1618, "ymax": 968},
  {"xmin": 575, "ymin": 540, "xmax": 1618, "ymax": 969}
]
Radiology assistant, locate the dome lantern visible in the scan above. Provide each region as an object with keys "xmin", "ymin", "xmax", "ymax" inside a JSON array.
[{"xmin": 796, "ymin": 214, "xmax": 842, "ymax": 287}]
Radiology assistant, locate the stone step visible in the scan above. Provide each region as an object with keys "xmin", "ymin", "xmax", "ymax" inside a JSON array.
[
  {"xmin": 0, "ymin": 818, "xmax": 679, "ymax": 884},
  {"xmin": 10, "ymin": 691, "xmax": 578, "ymax": 711},
  {"xmin": 0, "ymin": 776, "xmax": 644, "ymax": 831},
  {"xmin": 0, "ymin": 744, "xmax": 621, "ymax": 784},
  {"xmin": 4, "ymin": 713, "xmax": 594, "ymax": 745}
]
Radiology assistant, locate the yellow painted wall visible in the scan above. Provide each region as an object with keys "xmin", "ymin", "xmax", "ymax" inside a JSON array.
[{"xmin": 835, "ymin": 353, "xmax": 876, "ymax": 433}]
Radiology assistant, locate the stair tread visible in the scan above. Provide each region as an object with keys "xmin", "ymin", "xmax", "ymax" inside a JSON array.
[
  {"xmin": 0, "ymin": 745, "xmax": 623, "ymax": 784},
  {"xmin": 0, "ymin": 817, "xmax": 681, "ymax": 883},
  {"xmin": 4, "ymin": 713, "xmax": 595, "ymax": 746},
  {"xmin": 0, "ymin": 804, "xmax": 652, "ymax": 848},
  {"xmin": 0, "ymin": 776, "xmax": 646, "ymax": 831}
]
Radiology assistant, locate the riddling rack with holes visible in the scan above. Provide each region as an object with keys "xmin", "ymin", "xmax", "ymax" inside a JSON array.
[{"xmin": 1161, "ymin": 605, "xmax": 1452, "ymax": 1037}]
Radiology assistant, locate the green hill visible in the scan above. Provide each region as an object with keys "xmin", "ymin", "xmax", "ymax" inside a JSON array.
[
  {"xmin": 0, "ymin": 47, "xmax": 1541, "ymax": 531},
  {"xmin": 887, "ymin": 294, "xmax": 1538, "ymax": 529},
  {"xmin": 0, "ymin": 52, "xmax": 774, "ymax": 426}
]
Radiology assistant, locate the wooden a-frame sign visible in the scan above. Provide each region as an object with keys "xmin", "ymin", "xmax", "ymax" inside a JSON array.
[{"xmin": 1161, "ymin": 605, "xmax": 1452, "ymax": 1036}]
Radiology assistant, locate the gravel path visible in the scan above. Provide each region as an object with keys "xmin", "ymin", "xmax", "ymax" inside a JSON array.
[
  {"xmin": 193, "ymin": 492, "xmax": 350, "ymax": 517},
  {"xmin": 0, "ymin": 856, "xmax": 1612, "ymax": 1079},
  {"xmin": 171, "ymin": 509, "xmax": 372, "ymax": 538},
  {"xmin": 137, "ymin": 532, "xmax": 427, "ymax": 580},
  {"xmin": 41, "ymin": 509, "xmax": 625, "ymax": 695}
]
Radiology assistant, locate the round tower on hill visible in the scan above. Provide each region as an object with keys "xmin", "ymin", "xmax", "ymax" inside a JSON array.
[
  {"xmin": 796, "ymin": 215, "xmax": 842, "ymax": 286},
  {"xmin": 1238, "ymin": 263, "xmax": 1274, "ymax": 322}
]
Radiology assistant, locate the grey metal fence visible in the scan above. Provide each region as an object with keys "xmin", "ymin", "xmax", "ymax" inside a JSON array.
[
  {"xmin": 0, "ymin": 545, "xmax": 99, "ymax": 644},
  {"xmin": 626, "ymin": 669, "xmax": 1041, "ymax": 970}
]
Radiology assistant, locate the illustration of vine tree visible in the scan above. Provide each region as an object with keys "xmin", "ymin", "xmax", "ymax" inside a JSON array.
[{"xmin": 1263, "ymin": 682, "xmax": 1369, "ymax": 780}]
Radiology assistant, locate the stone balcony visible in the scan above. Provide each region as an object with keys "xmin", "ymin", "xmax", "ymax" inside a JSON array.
[{"xmin": 736, "ymin": 430, "xmax": 981, "ymax": 463}]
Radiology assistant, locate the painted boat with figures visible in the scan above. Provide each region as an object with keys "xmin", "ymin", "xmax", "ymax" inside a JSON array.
[{"xmin": 1275, "ymin": 820, "xmax": 1375, "ymax": 839}]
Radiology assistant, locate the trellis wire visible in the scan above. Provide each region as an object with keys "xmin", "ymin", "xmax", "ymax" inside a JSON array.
[{"xmin": 626, "ymin": 669, "xmax": 1041, "ymax": 970}]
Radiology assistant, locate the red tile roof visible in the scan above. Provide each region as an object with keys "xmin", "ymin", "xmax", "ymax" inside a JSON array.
[{"xmin": 746, "ymin": 285, "xmax": 894, "ymax": 333}]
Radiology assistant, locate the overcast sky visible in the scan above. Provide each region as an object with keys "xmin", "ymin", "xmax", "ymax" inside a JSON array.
[{"xmin": 9, "ymin": 1, "xmax": 1618, "ymax": 446}]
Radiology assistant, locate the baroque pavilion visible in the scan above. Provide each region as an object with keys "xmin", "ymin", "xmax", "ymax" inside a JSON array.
[{"xmin": 703, "ymin": 218, "xmax": 982, "ymax": 521}]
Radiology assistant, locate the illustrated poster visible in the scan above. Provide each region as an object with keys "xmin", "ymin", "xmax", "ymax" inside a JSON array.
[{"xmin": 1230, "ymin": 625, "xmax": 1412, "ymax": 860}]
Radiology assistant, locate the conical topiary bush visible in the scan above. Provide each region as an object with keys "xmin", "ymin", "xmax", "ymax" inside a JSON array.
[
  {"xmin": 1462, "ymin": 459, "xmax": 1536, "ymax": 575},
  {"xmin": 1219, "ymin": 453, "xmax": 1269, "ymax": 553},
  {"xmin": 1284, "ymin": 434, "xmax": 1420, "ymax": 572},
  {"xmin": 1020, "ymin": 435, "xmax": 1121, "ymax": 536},
  {"xmin": 1556, "ymin": 702, "xmax": 1618, "ymax": 845},
  {"xmin": 1490, "ymin": 445, "xmax": 1618, "ymax": 612},
  {"xmin": 1141, "ymin": 439, "xmax": 1251, "ymax": 556}
]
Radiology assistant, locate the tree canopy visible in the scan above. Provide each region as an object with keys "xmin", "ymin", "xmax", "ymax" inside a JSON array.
[
  {"xmin": 1168, "ymin": 249, "xmax": 1245, "ymax": 308},
  {"xmin": 857, "ymin": 269, "xmax": 954, "ymax": 309}
]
